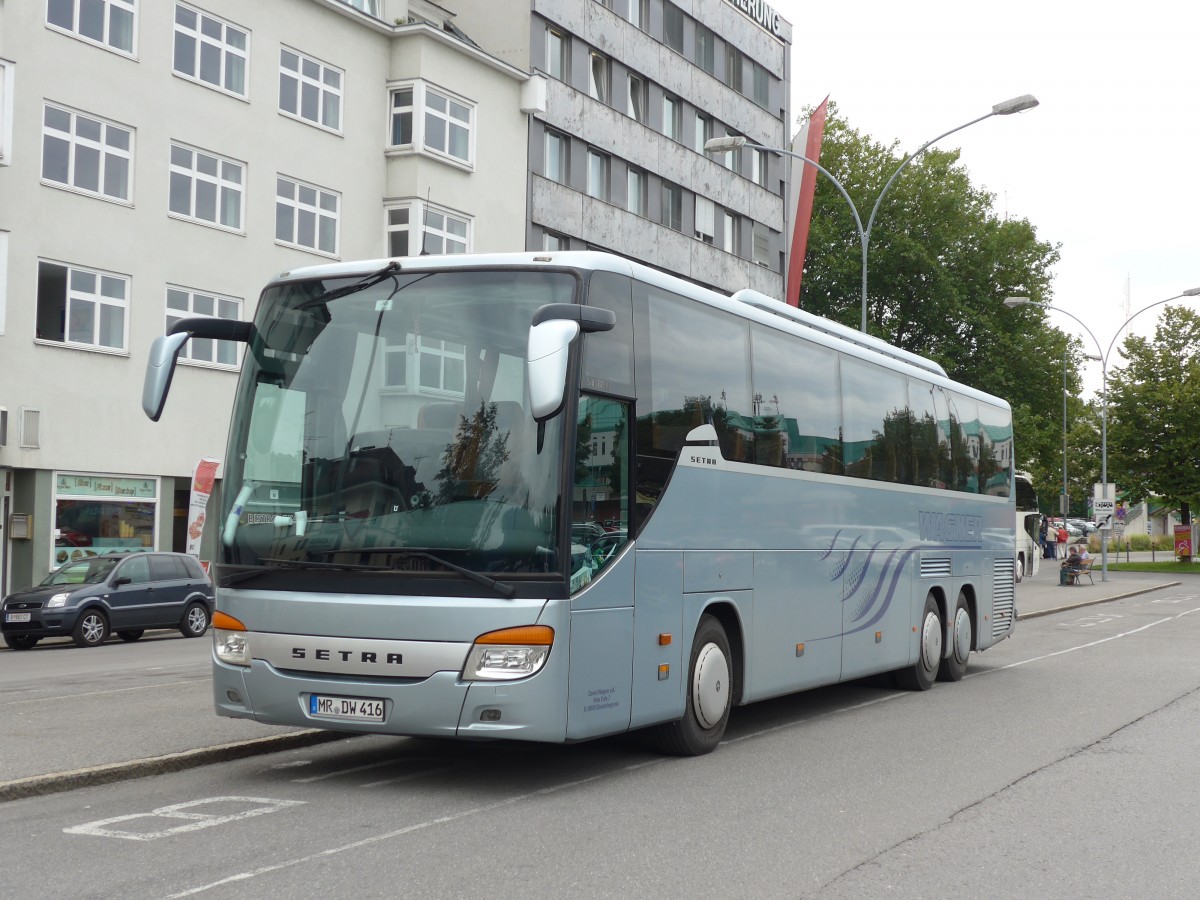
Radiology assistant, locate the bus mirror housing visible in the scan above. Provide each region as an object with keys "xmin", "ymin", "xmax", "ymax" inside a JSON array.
[
  {"xmin": 526, "ymin": 304, "xmax": 616, "ymax": 422},
  {"xmin": 143, "ymin": 317, "xmax": 255, "ymax": 421}
]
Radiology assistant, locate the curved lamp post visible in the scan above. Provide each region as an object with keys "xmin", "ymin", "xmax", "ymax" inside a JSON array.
[
  {"xmin": 706, "ymin": 94, "xmax": 1039, "ymax": 332},
  {"xmin": 1005, "ymin": 287, "xmax": 1200, "ymax": 581}
]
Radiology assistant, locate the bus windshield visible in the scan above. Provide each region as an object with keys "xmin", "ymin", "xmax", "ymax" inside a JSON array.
[{"xmin": 218, "ymin": 267, "xmax": 576, "ymax": 588}]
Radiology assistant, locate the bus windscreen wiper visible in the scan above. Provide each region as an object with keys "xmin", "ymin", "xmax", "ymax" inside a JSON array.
[
  {"xmin": 296, "ymin": 260, "xmax": 402, "ymax": 310},
  {"xmin": 309, "ymin": 548, "xmax": 516, "ymax": 598}
]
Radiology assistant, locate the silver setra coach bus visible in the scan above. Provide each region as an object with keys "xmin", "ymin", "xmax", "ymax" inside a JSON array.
[{"xmin": 144, "ymin": 251, "xmax": 1016, "ymax": 755}]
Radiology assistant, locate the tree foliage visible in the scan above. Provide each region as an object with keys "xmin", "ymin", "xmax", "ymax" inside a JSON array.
[
  {"xmin": 1105, "ymin": 306, "xmax": 1200, "ymax": 517},
  {"xmin": 797, "ymin": 105, "xmax": 1073, "ymax": 502}
]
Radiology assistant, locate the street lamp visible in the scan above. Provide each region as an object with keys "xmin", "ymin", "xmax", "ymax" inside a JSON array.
[
  {"xmin": 706, "ymin": 94, "xmax": 1038, "ymax": 333},
  {"xmin": 1004, "ymin": 286, "xmax": 1200, "ymax": 581},
  {"xmin": 1064, "ymin": 351, "xmax": 1102, "ymax": 518}
]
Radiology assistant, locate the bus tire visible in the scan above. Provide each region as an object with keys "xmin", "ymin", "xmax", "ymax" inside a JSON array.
[
  {"xmin": 937, "ymin": 591, "xmax": 972, "ymax": 682},
  {"xmin": 652, "ymin": 614, "xmax": 732, "ymax": 756},
  {"xmin": 895, "ymin": 593, "xmax": 941, "ymax": 691}
]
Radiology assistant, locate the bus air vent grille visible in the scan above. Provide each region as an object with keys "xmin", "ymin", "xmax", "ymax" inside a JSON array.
[
  {"xmin": 920, "ymin": 558, "xmax": 951, "ymax": 577},
  {"xmin": 992, "ymin": 558, "xmax": 1016, "ymax": 637}
]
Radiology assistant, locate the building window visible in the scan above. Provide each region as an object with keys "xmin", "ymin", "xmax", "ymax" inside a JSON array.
[
  {"xmin": 663, "ymin": 95, "xmax": 680, "ymax": 141},
  {"xmin": 625, "ymin": 0, "xmax": 649, "ymax": 28},
  {"xmin": 0, "ymin": 59, "xmax": 13, "ymax": 166},
  {"xmin": 279, "ymin": 47, "xmax": 342, "ymax": 132},
  {"xmin": 751, "ymin": 148, "xmax": 768, "ymax": 187},
  {"xmin": 627, "ymin": 74, "xmax": 646, "ymax": 123},
  {"xmin": 168, "ymin": 143, "xmax": 244, "ymax": 231},
  {"xmin": 721, "ymin": 211, "xmax": 738, "ymax": 254},
  {"xmin": 166, "ymin": 286, "xmax": 242, "ymax": 368},
  {"xmin": 173, "ymin": 4, "xmax": 248, "ymax": 97},
  {"xmin": 36, "ymin": 259, "xmax": 127, "ymax": 351},
  {"xmin": 543, "ymin": 230, "xmax": 568, "ymax": 251},
  {"xmin": 389, "ymin": 81, "xmax": 473, "ymax": 166},
  {"xmin": 41, "ymin": 103, "xmax": 132, "ymax": 203},
  {"xmin": 340, "ymin": 0, "xmax": 379, "ymax": 14},
  {"xmin": 275, "ymin": 176, "xmax": 339, "ymax": 256},
  {"xmin": 694, "ymin": 23, "xmax": 715, "ymax": 74},
  {"xmin": 384, "ymin": 334, "xmax": 466, "ymax": 394},
  {"xmin": 545, "ymin": 129, "xmax": 568, "ymax": 184},
  {"xmin": 693, "ymin": 113, "xmax": 711, "ymax": 153},
  {"xmin": 752, "ymin": 61, "xmax": 770, "ymax": 106},
  {"xmin": 662, "ymin": 181, "xmax": 682, "ymax": 232},
  {"xmin": 695, "ymin": 196, "xmax": 715, "ymax": 244},
  {"xmin": 386, "ymin": 202, "xmax": 470, "ymax": 257},
  {"xmin": 46, "ymin": 0, "xmax": 135, "ymax": 55},
  {"xmin": 546, "ymin": 27, "xmax": 567, "ymax": 80},
  {"xmin": 726, "ymin": 45, "xmax": 743, "ymax": 93},
  {"xmin": 586, "ymin": 150, "xmax": 609, "ymax": 201},
  {"xmin": 627, "ymin": 167, "xmax": 645, "ymax": 215},
  {"xmin": 589, "ymin": 51, "xmax": 609, "ymax": 104},
  {"xmin": 664, "ymin": 3, "xmax": 684, "ymax": 52},
  {"xmin": 720, "ymin": 133, "xmax": 741, "ymax": 174},
  {"xmin": 753, "ymin": 221, "xmax": 772, "ymax": 266}
]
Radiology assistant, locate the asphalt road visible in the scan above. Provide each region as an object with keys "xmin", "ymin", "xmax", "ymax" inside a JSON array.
[{"xmin": 2, "ymin": 582, "xmax": 1198, "ymax": 898}]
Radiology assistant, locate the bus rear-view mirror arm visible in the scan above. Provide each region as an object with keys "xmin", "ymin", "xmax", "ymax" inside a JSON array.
[{"xmin": 142, "ymin": 316, "xmax": 255, "ymax": 421}]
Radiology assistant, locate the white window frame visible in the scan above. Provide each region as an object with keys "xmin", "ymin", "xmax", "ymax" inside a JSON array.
[
  {"xmin": 275, "ymin": 176, "xmax": 340, "ymax": 257},
  {"xmin": 586, "ymin": 149, "xmax": 609, "ymax": 201},
  {"xmin": 41, "ymin": 102, "xmax": 133, "ymax": 204},
  {"xmin": 383, "ymin": 333, "xmax": 467, "ymax": 397},
  {"xmin": 543, "ymin": 230, "xmax": 568, "ymax": 251},
  {"xmin": 0, "ymin": 230, "xmax": 9, "ymax": 335},
  {"xmin": 387, "ymin": 80, "xmax": 475, "ymax": 169},
  {"xmin": 0, "ymin": 58, "xmax": 13, "ymax": 166},
  {"xmin": 45, "ymin": 0, "xmax": 136, "ymax": 57},
  {"xmin": 694, "ymin": 196, "xmax": 715, "ymax": 243},
  {"xmin": 341, "ymin": 0, "xmax": 379, "ymax": 14},
  {"xmin": 662, "ymin": 181, "xmax": 682, "ymax": 232},
  {"xmin": 695, "ymin": 23, "xmax": 715, "ymax": 74},
  {"xmin": 625, "ymin": 0, "xmax": 649, "ymax": 29},
  {"xmin": 627, "ymin": 73, "xmax": 646, "ymax": 123},
  {"xmin": 720, "ymin": 211, "xmax": 737, "ymax": 254},
  {"xmin": 751, "ymin": 148, "xmax": 768, "ymax": 188},
  {"xmin": 385, "ymin": 200, "xmax": 471, "ymax": 258},
  {"xmin": 35, "ymin": 258, "xmax": 129, "ymax": 353},
  {"xmin": 165, "ymin": 285, "xmax": 243, "ymax": 370},
  {"xmin": 694, "ymin": 113, "xmax": 711, "ymax": 153},
  {"xmin": 172, "ymin": 3, "xmax": 249, "ymax": 99},
  {"xmin": 753, "ymin": 221, "xmax": 772, "ymax": 267},
  {"xmin": 279, "ymin": 46, "xmax": 343, "ymax": 133},
  {"xmin": 168, "ymin": 142, "xmax": 245, "ymax": 232},
  {"xmin": 663, "ymin": 95, "xmax": 680, "ymax": 142}
]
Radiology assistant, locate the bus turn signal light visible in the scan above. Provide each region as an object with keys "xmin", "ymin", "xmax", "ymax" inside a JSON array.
[
  {"xmin": 213, "ymin": 610, "xmax": 247, "ymax": 631},
  {"xmin": 474, "ymin": 625, "xmax": 554, "ymax": 645}
]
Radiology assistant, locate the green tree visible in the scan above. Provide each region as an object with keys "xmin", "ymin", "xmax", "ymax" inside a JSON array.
[
  {"xmin": 1106, "ymin": 306, "xmax": 1200, "ymax": 523},
  {"xmin": 797, "ymin": 106, "xmax": 1070, "ymax": 487}
]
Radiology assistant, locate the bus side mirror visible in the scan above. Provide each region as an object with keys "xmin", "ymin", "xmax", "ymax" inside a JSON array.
[
  {"xmin": 143, "ymin": 317, "xmax": 255, "ymax": 421},
  {"xmin": 526, "ymin": 304, "xmax": 615, "ymax": 422}
]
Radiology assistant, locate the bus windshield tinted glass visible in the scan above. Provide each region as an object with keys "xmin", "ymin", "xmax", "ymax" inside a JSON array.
[{"xmin": 220, "ymin": 268, "xmax": 575, "ymax": 582}]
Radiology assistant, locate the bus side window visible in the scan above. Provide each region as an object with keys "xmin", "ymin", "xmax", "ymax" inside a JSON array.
[{"xmin": 572, "ymin": 395, "xmax": 630, "ymax": 589}]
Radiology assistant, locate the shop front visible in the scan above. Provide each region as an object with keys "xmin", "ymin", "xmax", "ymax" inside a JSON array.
[{"xmin": 51, "ymin": 473, "xmax": 160, "ymax": 568}]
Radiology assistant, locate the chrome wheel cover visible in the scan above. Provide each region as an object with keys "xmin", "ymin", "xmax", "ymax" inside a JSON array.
[
  {"xmin": 953, "ymin": 606, "xmax": 971, "ymax": 663},
  {"xmin": 920, "ymin": 610, "xmax": 942, "ymax": 674},
  {"xmin": 81, "ymin": 614, "xmax": 104, "ymax": 644},
  {"xmin": 692, "ymin": 642, "xmax": 730, "ymax": 730}
]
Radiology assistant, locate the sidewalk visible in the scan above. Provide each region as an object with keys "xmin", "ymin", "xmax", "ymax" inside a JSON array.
[{"xmin": 1017, "ymin": 554, "xmax": 1180, "ymax": 619}]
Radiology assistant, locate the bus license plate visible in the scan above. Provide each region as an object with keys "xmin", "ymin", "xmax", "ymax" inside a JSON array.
[
  {"xmin": 5, "ymin": 612, "xmax": 32, "ymax": 623},
  {"xmin": 309, "ymin": 694, "xmax": 385, "ymax": 722}
]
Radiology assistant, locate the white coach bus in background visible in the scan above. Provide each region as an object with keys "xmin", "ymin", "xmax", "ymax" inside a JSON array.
[
  {"xmin": 1015, "ymin": 471, "xmax": 1041, "ymax": 582},
  {"xmin": 143, "ymin": 252, "xmax": 1017, "ymax": 756}
]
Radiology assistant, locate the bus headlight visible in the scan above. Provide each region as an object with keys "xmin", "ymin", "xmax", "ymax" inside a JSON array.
[
  {"xmin": 463, "ymin": 625, "xmax": 553, "ymax": 681},
  {"xmin": 212, "ymin": 610, "xmax": 250, "ymax": 667}
]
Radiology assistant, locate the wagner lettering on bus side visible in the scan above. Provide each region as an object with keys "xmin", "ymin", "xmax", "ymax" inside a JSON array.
[{"xmin": 918, "ymin": 511, "xmax": 983, "ymax": 544}]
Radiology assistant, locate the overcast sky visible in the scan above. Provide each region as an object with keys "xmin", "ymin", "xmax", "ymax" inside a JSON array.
[{"xmin": 772, "ymin": 0, "xmax": 1199, "ymax": 394}]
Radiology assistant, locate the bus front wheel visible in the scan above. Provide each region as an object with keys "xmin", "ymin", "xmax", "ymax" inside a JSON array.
[
  {"xmin": 895, "ymin": 594, "xmax": 941, "ymax": 691},
  {"xmin": 652, "ymin": 614, "xmax": 732, "ymax": 756}
]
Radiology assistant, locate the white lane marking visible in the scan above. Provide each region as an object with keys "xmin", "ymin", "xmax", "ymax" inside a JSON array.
[
  {"xmin": 168, "ymin": 604, "xmax": 1200, "ymax": 896},
  {"xmin": 65, "ymin": 797, "xmax": 304, "ymax": 842},
  {"xmin": 290, "ymin": 761, "xmax": 395, "ymax": 784},
  {"xmin": 361, "ymin": 765, "xmax": 454, "ymax": 788}
]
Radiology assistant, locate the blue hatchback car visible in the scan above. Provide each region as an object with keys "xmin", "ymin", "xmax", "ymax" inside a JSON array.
[{"xmin": 1, "ymin": 552, "xmax": 214, "ymax": 650}]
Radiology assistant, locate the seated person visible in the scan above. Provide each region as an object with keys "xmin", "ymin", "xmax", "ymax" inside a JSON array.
[{"xmin": 1059, "ymin": 545, "xmax": 1084, "ymax": 585}]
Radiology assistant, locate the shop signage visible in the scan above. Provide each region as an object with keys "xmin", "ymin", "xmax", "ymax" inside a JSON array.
[{"xmin": 56, "ymin": 473, "xmax": 157, "ymax": 499}]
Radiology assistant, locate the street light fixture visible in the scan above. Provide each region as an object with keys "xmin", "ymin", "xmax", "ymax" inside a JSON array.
[
  {"xmin": 1003, "ymin": 286, "xmax": 1200, "ymax": 580},
  {"xmin": 705, "ymin": 94, "xmax": 1039, "ymax": 333}
]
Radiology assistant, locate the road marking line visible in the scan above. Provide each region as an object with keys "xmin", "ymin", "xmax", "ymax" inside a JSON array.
[
  {"xmin": 65, "ymin": 797, "xmax": 305, "ymax": 842},
  {"xmin": 1, "ymin": 679, "xmax": 204, "ymax": 706}
]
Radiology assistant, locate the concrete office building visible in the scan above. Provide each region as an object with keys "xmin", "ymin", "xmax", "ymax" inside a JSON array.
[
  {"xmin": 0, "ymin": 0, "xmax": 535, "ymax": 593},
  {"xmin": 453, "ymin": 0, "xmax": 793, "ymax": 297}
]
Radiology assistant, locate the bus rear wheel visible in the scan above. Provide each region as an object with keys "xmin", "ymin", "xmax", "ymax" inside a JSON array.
[
  {"xmin": 937, "ymin": 591, "xmax": 972, "ymax": 682},
  {"xmin": 652, "ymin": 614, "xmax": 732, "ymax": 756},
  {"xmin": 895, "ymin": 594, "xmax": 941, "ymax": 691}
]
